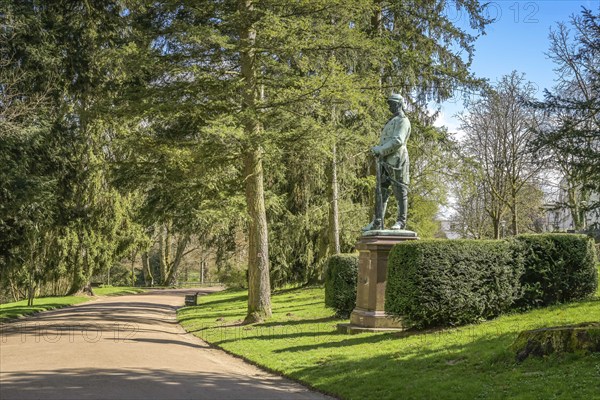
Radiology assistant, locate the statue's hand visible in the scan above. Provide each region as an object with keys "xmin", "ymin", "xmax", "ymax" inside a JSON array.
[{"xmin": 371, "ymin": 146, "xmax": 382, "ymax": 157}]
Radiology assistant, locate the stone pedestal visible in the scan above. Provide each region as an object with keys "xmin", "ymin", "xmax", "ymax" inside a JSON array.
[{"xmin": 338, "ymin": 230, "xmax": 417, "ymax": 334}]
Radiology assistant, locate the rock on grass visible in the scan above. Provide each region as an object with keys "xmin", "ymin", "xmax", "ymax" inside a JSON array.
[{"xmin": 512, "ymin": 322, "xmax": 600, "ymax": 362}]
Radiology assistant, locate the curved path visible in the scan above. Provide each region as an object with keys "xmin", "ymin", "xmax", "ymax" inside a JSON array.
[{"xmin": 0, "ymin": 289, "xmax": 332, "ymax": 400}]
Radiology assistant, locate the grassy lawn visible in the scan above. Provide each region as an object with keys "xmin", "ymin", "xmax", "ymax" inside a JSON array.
[
  {"xmin": 0, "ymin": 296, "xmax": 90, "ymax": 320},
  {"xmin": 178, "ymin": 277, "xmax": 600, "ymax": 400},
  {"xmin": 0, "ymin": 286, "xmax": 145, "ymax": 320},
  {"xmin": 93, "ymin": 286, "xmax": 146, "ymax": 296}
]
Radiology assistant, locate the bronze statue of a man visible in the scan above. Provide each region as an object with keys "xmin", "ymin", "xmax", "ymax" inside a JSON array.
[{"xmin": 362, "ymin": 93, "xmax": 411, "ymax": 231}]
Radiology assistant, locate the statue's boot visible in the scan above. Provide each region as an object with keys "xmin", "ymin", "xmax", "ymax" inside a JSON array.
[
  {"xmin": 390, "ymin": 221, "xmax": 405, "ymax": 230},
  {"xmin": 390, "ymin": 183, "xmax": 408, "ymax": 230},
  {"xmin": 361, "ymin": 188, "xmax": 389, "ymax": 231},
  {"xmin": 361, "ymin": 219, "xmax": 382, "ymax": 232}
]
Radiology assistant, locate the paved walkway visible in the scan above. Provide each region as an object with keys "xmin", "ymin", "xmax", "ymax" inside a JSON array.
[{"xmin": 0, "ymin": 289, "xmax": 332, "ymax": 400}]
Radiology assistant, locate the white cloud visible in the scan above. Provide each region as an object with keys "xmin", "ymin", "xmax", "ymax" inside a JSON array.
[{"xmin": 434, "ymin": 110, "xmax": 465, "ymax": 141}]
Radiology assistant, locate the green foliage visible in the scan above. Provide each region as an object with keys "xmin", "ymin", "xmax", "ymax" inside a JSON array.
[
  {"xmin": 120, "ymin": 0, "xmax": 492, "ymax": 294},
  {"xmin": 101, "ymin": 263, "xmax": 134, "ymax": 287},
  {"xmin": 513, "ymin": 234, "xmax": 599, "ymax": 309},
  {"xmin": 386, "ymin": 234, "xmax": 598, "ymax": 328},
  {"xmin": 386, "ymin": 240, "xmax": 523, "ymax": 328},
  {"xmin": 0, "ymin": 129, "xmax": 58, "ymax": 298},
  {"xmin": 1, "ymin": 0, "xmax": 495, "ymax": 308},
  {"xmin": 324, "ymin": 253, "xmax": 358, "ymax": 318},
  {"xmin": 406, "ymin": 125, "xmax": 455, "ymax": 238},
  {"xmin": 0, "ymin": 1, "xmax": 150, "ymax": 299},
  {"xmin": 532, "ymin": 9, "xmax": 600, "ymax": 198},
  {"xmin": 216, "ymin": 264, "xmax": 248, "ymax": 289}
]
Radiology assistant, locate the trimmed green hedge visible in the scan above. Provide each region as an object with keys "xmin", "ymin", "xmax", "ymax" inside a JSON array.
[
  {"xmin": 514, "ymin": 234, "xmax": 598, "ymax": 309},
  {"xmin": 385, "ymin": 240, "xmax": 523, "ymax": 328},
  {"xmin": 385, "ymin": 234, "xmax": 598, "ymax": 328},
  {"xmin": 324, "ymin": 253, "xmax": 358, "ymax": 318}
]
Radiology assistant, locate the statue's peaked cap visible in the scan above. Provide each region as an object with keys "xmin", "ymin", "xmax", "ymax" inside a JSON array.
[
  {"xmin": 388, "ymin": 93, "xmax": 404, "ymax": 103},
  {"xmin": 388, "ymin": 93, "xmax": 407, "ymax": 110}
]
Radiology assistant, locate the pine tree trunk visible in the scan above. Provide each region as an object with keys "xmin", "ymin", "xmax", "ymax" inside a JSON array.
[
  {"xmin": 142, "ymin": 252, "xmax": 153, "ymax": 286},
  {"xmin": 568, "ymin": 186, "xmax": 583, "ymax": 230},
  {"xmin": 27, "ymin": 281, "xmax": 35, "ymax": 307},
  {"xmin": 511, "ymin": 188, "xmax": 519, "ymax": 236},
  {"xmin": 27, "ymin": 288, "xmax": 34, "ymax": 307},
  {"xmin": 9, "ymin": 277, "xmax": 20, "ymax": 302},
  {"xmin": 131, "ymin": 250, "xmax": 137, "ymax": 287},
  {"xmin": 239, "ymin": 0, "xmax": 271, "ymax": 324},
  {"xmin": 158, "ymin": 224, "xmax": 169, "ymax": 284},
  {"xmin": 68, "ymin": 231, "xmax": 87, "ymax": 295},
  {"xmin": 163, "ymin": 235, "xmax": 189, "ymax": 286},
  {"xmin": 329, "ymin": 142, "xmax": 341, "ymax": 254},
  {"xmin": 27, "ymin": 240, "xmax": 35, "ymax": 306},
  {"xmin": 511, "ymin": 205, "xmax": 519, "ymax": 236},
  {"xmin": 371, "ymin": 1, "xmax": 384, "ymax": 88},
  {"xmin": 370, "ymin": 1, "xmax": 383, "ymax": 37},
  {"xmin": 492, "ymin": 218, "xmax": 500, "ymax": 240},
  {"xmin": 243, "ymin": 147, "xmax": 272, "ymax": 323}
]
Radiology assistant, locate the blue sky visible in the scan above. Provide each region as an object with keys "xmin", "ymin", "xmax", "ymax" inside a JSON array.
[{"xmin": 436, "ymin": 0, "xmax": 600, "ymax": 133}]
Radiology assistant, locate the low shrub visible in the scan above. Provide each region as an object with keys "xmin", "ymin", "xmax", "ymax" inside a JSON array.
[
  {"xmin": 216, "ymin": 264, "xmax": 247, "ymax": 289},
  {"xmin": 385, "ymin": 240, "xmax": 523, "ymax": 328},
  {"xmin": 91, "ymin": 263, "xmax": 136, "ymax": 287},
  {"xmin": 324, "ymin": 253, "xmax": 358, "ymax": 318},
  {"xmin": 385, "ymin": 234, "xmax": 598, "ymax": 329},
  {"xmin": 513, "ymin": 234, "xmax": 598, "ymax": 309}
]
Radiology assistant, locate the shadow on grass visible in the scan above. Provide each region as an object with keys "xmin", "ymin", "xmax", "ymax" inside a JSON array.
[
  {"xmin": 258, "ymin": 316, "xmax": 340, "ymax": 328},
  {"xmin": 177, "ymin": 309, "xmax": 246, "ymax": 325},
  {"xmin": 286, "ymin": 332, "xmax": 598, "ymax": 400},
  {"xmin": 272, "ymin": 287, "xmax": 308, "ymax": 296},
  {"xmin": 550, "ymin": 297, "xmax": 600, "ymax": 309},
  {"xmin": 259, "ymin": 322, "xmax": 515, "ymax": 356},
  {"xmin": 272, "ymin": 331, "xmax": 417, "ymax": 353},
  {"xmin": 182, "ymin": 316, "xmax": 342, "ymax": 337},
  {"xmin": 195, "ymin": 294, "xmax": 248, "ymax": 308},
  {"xmin": 209, "ymin": 329, "xmax": 341, "ymax": 346},
  {"xmin": 273, "ymin": 301, "xmax": 328, "ymax": 312}
]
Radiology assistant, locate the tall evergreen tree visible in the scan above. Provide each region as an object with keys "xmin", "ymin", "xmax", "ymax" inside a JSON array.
[
  {"xmin": 1, "ymin": 1, "xmax": 145, "ymax": 298},
  {"xmin": 120, "ymin": 0, "xmax": 491, "ymax": 321},
  {"xmin": 532, "ymin": 8, "xmax": 600, "ymax": 227},
  {"xmin": 2, "ymin": 0, "xmax": 494, "ymax": 310}
]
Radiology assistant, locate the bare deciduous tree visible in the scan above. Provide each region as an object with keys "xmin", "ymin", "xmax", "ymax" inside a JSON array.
[{"xmin": 459, "ymin": 72, "xmax": 545, "ymax": 238}]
